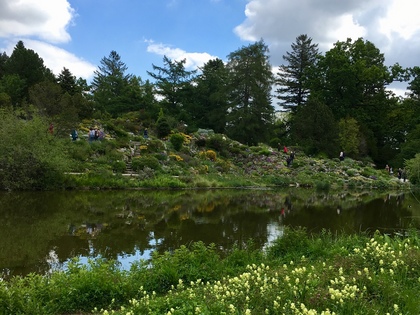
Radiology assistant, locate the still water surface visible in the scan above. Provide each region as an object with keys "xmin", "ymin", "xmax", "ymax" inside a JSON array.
[{"xmin": 1, "ymin": 189, "xmax": 419, "ymax": 278}]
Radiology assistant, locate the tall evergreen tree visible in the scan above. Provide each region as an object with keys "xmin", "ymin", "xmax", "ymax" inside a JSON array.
[
  {"xmin": 57, "ymin": 67, "xmax": 78, "ymax": 96},
  {"xmin": 276, "ymin": 34, "xmax": 319, "ymax": 112},
  {"xmin": 91, "ymin": 51, "xmax": 135, "ymax": 116},
  {"xmin": 0, "ymin": 52, "xmax": 9, "ymax": 78},
  {"xmin": 4, "ymin": 41, "xmax": 54, "ymax": 103},
  {"xmin": 225, "ymin": 40, "xmax": 274, "ymax": 146},
  {"xmin": 194, "ymin": 58, "xmax": 229, "ymax": 133},
  {"xmin": 147, "ymin": 56, "xmax": 196, "ymax": 119}
]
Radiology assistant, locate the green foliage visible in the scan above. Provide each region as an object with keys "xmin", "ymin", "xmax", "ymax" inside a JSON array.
[
  {"xmin": 258, "ymin": 148, "xmax": 271, "ymax": 156},
  {"xmin": 266, "ymin": 176, "xmax": 292, "ymax": 187},
  {"xmin": 315, "ymin": 180, "xmax": 331, "ymax": 191},
  {"xmin": 131, "ymin": 155, "xmax": 161, "ymax": 171},
  {"xmin": 405, "ymin": 153, "xmax": 420, "ymax": 184},
  {"xmin": 91, "ymin": 51, "xmax": 141, "ymax": 117},
  {"xmin": 67, "ymin": 140, "xmax": 92, "ymax": 161},
  {"xmin": 0, "ymin": 109, "xmax": 69, "ymax": 190},
  {"xmin": 226, "ymin": 40, "xmax": 275, "ymax": 145},
  {"xmin": 291, "ymin": 98, "xmax": 338, "ymax": 157},
  {"xmin": 169, "ymin": 133, "xmax": 185, "ymax": 151},
  {"xmin": 112, "ymin": 160, "xmax": 126, "ymax": 173},
  {"xmin": 103, "ymin": 121, "xmax": 129, "ymax": 138},
  {"xmin": 269, "ymin": 137, "xmax": 281, "ymax": 149},
  {"xmin": 139, "ymin": 175, "xmax": 187, "ymax": 188},
  {"xmin": 346, "ymin": 168, "xmax": 358, "ymax": 177},
  {"xmin": 206, "ymin": 134, "xmax": 229, "ymax": 156},
  {"xmin": 194, "ymin": 59, "xmax": 229, "ymax": 134},
  {"xmin": 339, "ymin": 117, "xmax": 360, "ymax": 157},
  {"xmin": 266, "ymin": 227, "xmax": 311, "ymax": 260},
  {"xmin": 146, "ymin": 139, "xmax": 166, "ymax": 152},
  {"xmin": 51, "ymin": 258, "xmax": 128, "ymax": 313},
  {"xmin": 156, "ymin": 116, "xmax": 171, "ymax": 138},
  {"xmin": 2, "ymin": 232, "xmax": 420, "ymax": 314},
  {"xmin": 276, "ymin": 34, "xmax": 319, "ymax": 111}
]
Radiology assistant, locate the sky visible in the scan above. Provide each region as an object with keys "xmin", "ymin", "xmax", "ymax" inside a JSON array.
[{"xmin": 1, "ymin": 0, "xmax": 419, "ymax": 96}]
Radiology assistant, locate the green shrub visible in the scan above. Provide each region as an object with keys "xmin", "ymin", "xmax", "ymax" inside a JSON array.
[
  {"xmin": 405, "ymin": 153, "xmax": 420, "ymax": 184},
  {"xmin": 140, "ymin": 175, "xmax": 187, "ymax": 188},
  {"xmin": 169, "ymin": 133, "xmax": 185, "ymax": 151},
  {"xmin": 0, "ymin": 111, "xmax": 70, "ymax": 190},
  {"xmin": 207, "ymin": 134, "xmax": 228, "ymax": 155},
  {"xmin": 156, "ymin": 117, "xmax": 171, "ymax": 138},
  {"xmin": 132, "ymin": 156, "xmax": 161, "ymax": 171},
  {"xmin": 154, "ymin": 152, "xmax": 168, "ymax": 161},
  {"xmin": 112, "ymin": 160, "xmax": 126, "ymax": 173},
  {"xmin": 266, "ymin": 176, "xmax": 291, "ymax": 187},
  {"xmin": 68, "ymin": 141, "xmax": 92, "ymax": 161},
  {"xmin": 346, "ymin": 168, "xmax": 359, "ymax": 177},
  {"xmin": 258, "ymin": 148, "xmax": 271, "ymax": 156},
  {"xmin": 315, "ymin": 180, "xmax": 331, "ymax": 191},
  {"xmin": 147, "ymin": 139, "xmax": 166, "ymax": 152},
  {"xmin": 267, "ymin": 227, "xmax": 311, "ymax": 260},
  {"xmin": 104, "ymin": 121, "xmax": 129, "ymax": 138}
]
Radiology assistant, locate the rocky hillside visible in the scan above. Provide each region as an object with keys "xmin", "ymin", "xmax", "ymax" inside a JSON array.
[{"xmin": 68, "ymin": 123, "xmax": 409, "ymax": 191}]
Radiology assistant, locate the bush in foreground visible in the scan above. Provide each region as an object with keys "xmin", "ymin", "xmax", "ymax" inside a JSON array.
[{"xmin": 1, "ymin": 230, "xmax": 420, "ymax": 314}]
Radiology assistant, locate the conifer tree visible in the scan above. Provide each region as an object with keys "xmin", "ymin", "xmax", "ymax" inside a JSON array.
[
  {"xmin": 226, "ymin": 40, "xmax": 274, "ymax": 145},
  {"xmin": 276, "ymin": 34, "xmax": 319, "ymax": 112}
]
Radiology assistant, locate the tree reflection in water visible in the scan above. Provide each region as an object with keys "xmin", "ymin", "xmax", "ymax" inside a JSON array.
[{"xmin": 0, "ymin": 189, "xmax": 419, "ymax": 278}]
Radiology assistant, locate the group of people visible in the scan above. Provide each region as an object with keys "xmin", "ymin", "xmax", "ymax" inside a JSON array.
[
  {"xmin": 88, "ymin": 127, "xmax": 104, "ymax": 142},
  {"xmin": 279, "ymin": 144, "xmax": 295, "ymax": 167},
  {"xmin": 385, "ymin": 164, "xmax": 407, "ymax": 182}
]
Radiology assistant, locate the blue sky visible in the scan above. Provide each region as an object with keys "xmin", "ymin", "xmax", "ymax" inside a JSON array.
[{"xmin": 1, "ymin": 0, "xmax": 420, "ymax": 95}]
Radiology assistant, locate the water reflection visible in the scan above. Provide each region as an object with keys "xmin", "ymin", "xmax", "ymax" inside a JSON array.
[{"xmin": 0, "ymin": 189, "xmax": 419, "ymax": 278}]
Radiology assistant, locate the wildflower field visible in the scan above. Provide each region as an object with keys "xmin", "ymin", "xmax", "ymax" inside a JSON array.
[{"xmin": 1, "ymin": 229, "xmax": 419, "ymax": 315}]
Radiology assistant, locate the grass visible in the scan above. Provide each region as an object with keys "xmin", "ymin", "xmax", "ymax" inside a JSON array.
[{"xmin": 1, "ymin": 228, "xmax": 420, "ymax": 314}]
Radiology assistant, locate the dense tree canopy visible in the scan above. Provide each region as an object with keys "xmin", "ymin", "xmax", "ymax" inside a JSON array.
[
  {"xmin": 0, "ymin": 37, "xmax": 419, "ymax": 169},
  {"xmin": 225, "ymin": 40, "xmax": 275, "ymax": 146}
]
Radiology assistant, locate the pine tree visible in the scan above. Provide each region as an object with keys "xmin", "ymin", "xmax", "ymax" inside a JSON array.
[
  {"xmin": 194, "ymin": 58, "xmax": 229, "ymax": 133},
  {"xmin": 92, "ymin": 51, "xmax": 134, "ymax": 116},
  {"xmin": 276, "ymin": 34, "xmax": 319, "ymax": 112},
  {"xmin": 57, "ymin": 67, "xmax": 77, "ymax": 96}
]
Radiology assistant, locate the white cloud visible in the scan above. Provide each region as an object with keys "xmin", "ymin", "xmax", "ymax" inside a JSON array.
[
  {"xmin": 0, "ymin": 0, "xmax": 96, "ymax": 80},
  {"xmin": 233, "ymin": 0, "xmax": 420, "ymax": 69},
  {"xmin": 378, "ymin": 0, "xmax": 420, "ymax": 40},
  {"xmin": 3, "ymin": 39, "xmax": 96, "ymax": 79},
  {"xmin": 146, "ymin": 40, "xmax": 218, "ymax": 69},
  {"xmin": 0, "ymin": 0, "xmax": 74, "ymax": 43}
]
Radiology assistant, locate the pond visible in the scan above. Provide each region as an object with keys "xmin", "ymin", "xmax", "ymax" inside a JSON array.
[{"xmin": 1, "ymin": 188, "xmax": 419, "ymax": 278}]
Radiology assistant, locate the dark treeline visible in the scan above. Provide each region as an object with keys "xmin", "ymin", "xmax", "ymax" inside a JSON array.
[{"xmin": 0, "ymin": 36, "xmax": 419, "ymax": 169}]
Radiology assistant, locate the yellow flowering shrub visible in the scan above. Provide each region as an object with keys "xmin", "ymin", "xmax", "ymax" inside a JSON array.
[{"xmin": 205, "ymin": 150, "xmax": 217, "ymax": 161}]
